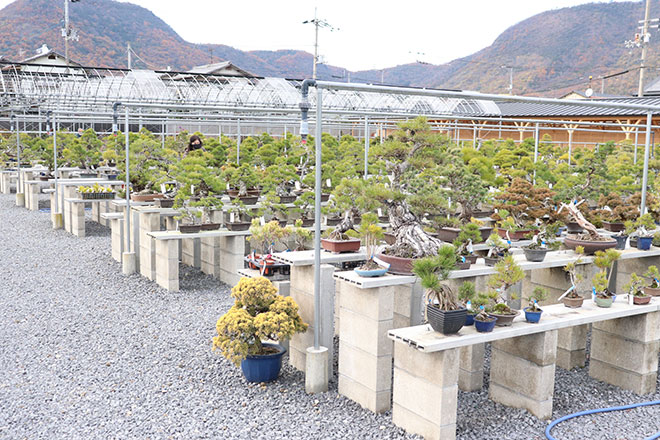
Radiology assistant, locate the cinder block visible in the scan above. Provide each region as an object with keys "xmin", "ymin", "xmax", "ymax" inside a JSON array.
[
  {"xmin": 557, "ymin": 325, "xmax": 588, "ymax": 351},
  {"xmin": 492, "ymin": 331, "xmax": 557, "ymax": 366},
  {"xmin": 393, "ymin": 367, "xmax": 458, "ymax": 425},
  {"xmin": 394, "ymin": 342, "xmax": 458, "ymax": 388},
  {"xmin": 556, "ymin": 348, "xmax": 586, "ymax": 370},
  {"xmin": 590, "ymin": 329, "xmax": 660, "ymax": 375},
  {"xmin": 489, "ymin": 382, "xmax": 553, "ymax": 419},
  {"xmin": 339, "ymin": 307, "xmax": 392, "ymax": 357},
  {"xmin": 530, "ymin": 267, "xmax": 570, "ymax": 290},
  {"xmin": 392, "ymin": 403, "xmax": 455, "ymax": 440},
  {"xmin": 218, "ymin": 235, "xmax": 246, "ymax": 256},
  {"xmin": 393, "ymin": 313, "xmax": 410, "ymax": 330},
  {"xmin": 617, "ymin": 257, "xmax": 660, "ymax": 278},
  {"xmin": 589, "ymin": 359, "xmax": 657, "ymax": 395},
  {"xmin": 291, "ymin": 265, "xmax": 315, "ymax": 288},
  {"xmin": 338, "ymin": 374, "xmax": 391, "ymax": 413},
  {"xmin": 490, "ymin": 347, "xmax": 556, "ymax": 402},
  {"xmin": 338, "ymin": 343, "xmax": 392, "ymax": 392},
  {"xmin": 593, "ymin": 312, "xmax": 660, "ymax": 343},
  {"xmin": 392, "ymin": 284, "xmax": 412, "ymax": 320},
  {"xmin": 459, "ymin": 344, "xmax": 484, "ymax": 391},
  {"xmin": 339, "ymin": 283, "xmax": 394, "ymax": 321}
]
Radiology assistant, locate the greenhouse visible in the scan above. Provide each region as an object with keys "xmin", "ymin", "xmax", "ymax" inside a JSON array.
[{"xmin": 2, "ymin": 60, "xmax": 660, "ymax": 440}]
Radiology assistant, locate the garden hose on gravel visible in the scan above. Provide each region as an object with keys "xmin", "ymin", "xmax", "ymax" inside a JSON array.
[{"xmin": 545, "ymin": 400, "xmax": 660, "ymax": 440}]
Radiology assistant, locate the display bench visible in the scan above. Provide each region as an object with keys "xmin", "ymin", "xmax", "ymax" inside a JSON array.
[
  {"xmin": 0, "ymin": 171, "xmax": 17, "ymax": 194},
  {"xmin": 63, "ymin": 197, "xmax": 118, "ymax": 237},
  {"xmin": 388, "ymin": 301, "xmax": 660, "ymax": 440},
  {"xmin": 58, "ymin": 180, "xmax": 124, "ymax": 230}
]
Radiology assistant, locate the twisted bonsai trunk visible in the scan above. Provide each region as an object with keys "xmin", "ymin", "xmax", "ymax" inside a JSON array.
[{"xmin": 384, "ymin": 200, "xmax": 444, "ymax": 258}]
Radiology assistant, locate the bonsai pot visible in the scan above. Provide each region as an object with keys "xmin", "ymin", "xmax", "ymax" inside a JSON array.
[
  {"xmin": 633, "ymin": 295, "xmax": 652, "ymax": 305},
  {"xmin": 321, "ymin": 238, "xmax": 361, "ymax": 253},
  {"xmin": 377, "ymin": 253, "xmax": 415, "ymax": 275},
  {"xmin": 437, "ymin": 227, "xmax": 460, "ymax": 242},
  {"xmin": 179, "ymin": 224, "xmax": 201, "ymax": 234},
  {"xmin": 226, "ymin": 221, "xmax": 251, "ymax": 231},
  {"xmin": 227, "ymin": 189, "xmax": 240, "ymax": 197},
  {"xmin": 465, "ymin": 313, "xmax": 475, "ymax": 326},
  {"xmin": 154, "ymin": 198, "xmax": 174, "ymax": 208},
  {"xmin": 564, "ymin": 235, "xmax": 616, "ymax": 255},
  {"xmin": 524, "ymin": 307, "xmax": 543, "ymax": 323},
  {"xmin": 484, "ymin": 256, "xmax": 501, "ymax": 267},
  {"xmin": 523, "ymin": 247, "xmax": 548, "ymax": 263},
  {"xmin": 326, "ymin": 217, "xmax": 342, "ymax": 227},
  {"xmin": 80, "ymin": 192, "xmax": 115, "ymax": 200},
  {"xmin": 566, "ymin": 222, "xmax": 583, "ymax": 234},
  {"xmin": 456, "ymin": 261, "xmax": 471, "ymax": 270},
  {"xmin": 643, "ymin": 286, "xmax": 660, "ymax": 297},
  {"xmin": 200, "ymin": 223, "xmax": 222, "ymax": 231},
  {"xmin": 278, "ymin": 195, "xmax": 297, "ymax": 204},
  {"xmin": 637, "ymin": 236, "xmax": 653, "ymax": 251},
  {"xmin": 488, "ymin": 310, "xmax": 520, "ymax": 327},
  {"xmin": 354, "ymin": 266, "xmax": 388, "ymax": 277},
  {"xmin": 240, "ymin": 343, "xmax": 286, "ymax": 383},
  {"xmin": 106, "ymin": 173, "xmax": 119, "ymax": 181},
  {"xmin": 78, "ymin": 172, "xmax": 98, "ymax": 178},
  {"xmin": 474, "ymin": 317, "xmax": 497, "ymax": 333},
  {"xmin": 131, "ymin": 193, "xmax": 164, "ymax": 202},
  {"xmin": 277, "ymin": 219, "xmax": 288, "ymax": 227},
  {"xmin": 378, "ymin": 215, "xmax": 389, "ymax": 223},
  {"xmin": 497, "ymin": 229, "xmax": 533, "ymax": 241},
  {"xmin": 594, "ymin": 295, "xmax": 614, "ymax": 308},
  {"xmin": 479, "ymin": 227, "xmax": 493, "ymax": 242},
  {"xmin": 562, "ymin": 295, "xmax": 584, "ymax": 308},
  {"xmin": 231, "ymin": 195, "xmax": 259, "ymax": 205},
  {"xmin": 247, "ymin": 188, "xmax": 261, "ymax": 197},
  {"xmin": 603, "ymin": 221, "xmax": 625, "ymax": 232},
  {"xmin": 426, "ymin": 305, "xmax": 466, "ymax": 335},
  {"xmin": 299, "ymin": 218, "xmax": 314, "ymax": 228},
  {"xmin": 320, "ymin": 193, "xmax": 330, "ymax": 202},
  {"xmin": 613, "ymin": 235, "xmax": 628, "ymax": 250},
  {"xmin": 464, "ymin": 255, "xmax": 478, "ymax": 264}
]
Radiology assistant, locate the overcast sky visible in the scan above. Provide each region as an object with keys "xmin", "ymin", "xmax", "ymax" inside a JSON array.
[{"xmin": 2, "ymin": 0, "xmax": 636, "ymax": 71}]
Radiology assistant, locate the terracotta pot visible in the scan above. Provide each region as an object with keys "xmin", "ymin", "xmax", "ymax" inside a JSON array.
[
  {"xmin": 479, "ymin": 227, "xmax": 493, "ymax": 242},
  {"xmin": 131, "ymin": 193, "xmax": 164, "ymax": 202},
  {"xmin": 564, "ymin": 235, "xmax": 616, "ymax": 255},
  {"xmin": 377, "ymin": 253, "xmax": 416, "ymax": 275},
  {"xmin": 562, "ymin": 296, "xmax": 584, "ymax": 308},
  {"xmin": 603, "ymin": 221, "xmax": 625, "ymax": 232},
  {"xmin": 321, "ymin": 238, "xmax": 361, "ymax": 253},
  {"xmin": 437, "ymin": 227, "xmax": 461, "ymax": 242},
  {"xmin": 633, "ymin": 295, "xmax": 651, "ymax": 305},
  {"xmin": 497, "ymin": 229, "xmax": 534, "ymax": 241},
  {"xmin": 643, "ymin": 286, "xmax": 660, "ymax": 297}
]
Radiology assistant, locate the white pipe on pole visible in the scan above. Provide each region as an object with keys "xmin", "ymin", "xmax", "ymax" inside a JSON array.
[
  {"xmin": 313, "ymin": 87, "xmax": 323, "ymax": 350},
  {"xmin": 364, "ymin": 116, "xmax": 369, "ymax": 178},
  {"xmin": 125, "ymin": 108, "xmax": 131, "ymax": 253},
  {"xmin": 53, "ymin": 115, "xmax": 59, "ymax": 213},
  {"xmin": 641, "ymin": 112, "xmax": 653, "ymax": 215},
  {"xmin": 533, "ymin": 123, "xmax": 539, "ymax": 185}
]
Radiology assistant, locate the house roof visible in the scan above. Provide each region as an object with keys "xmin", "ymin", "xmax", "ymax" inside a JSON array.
[
  {"xmin": 20, "ymin": 44, "xmax": 82, "ymax": 67},
  {"xmin": 494, "ymin": 96, "xmax": 660, "ymax": 118},
  {"xmin": 187, "ymin": 61, "xmax": 253, "ymax": 77}
]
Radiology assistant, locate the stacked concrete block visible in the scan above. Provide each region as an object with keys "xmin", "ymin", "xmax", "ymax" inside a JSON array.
[
  {"xmin": 590, "ymin": 311, "xmax": 660, "ymax": 394},
  {"xmin": 489, "ymin": 330, "xmax": 558, "ymax": 419},
  {"xmin": 392, "ymin": 344, "xmax": 459, "ymax": 440},
  {"xmin": 217, "ymin": 235, "xmax": 247, "ymax": 286},
  {"xmin": 139, "ymin": 212, "xmax": 161, "ymax": 281},
  {"xmin": 289, "ymin": 264, "xmax": 335, "ymax": 376},
  {"xmin": 459, "ymin": 343, "xmax": 485, "ymax": 391},
  {"xmin": 70, "ymin": 202, "xmax": 86, "ymax": 237},
  {"xmin": 338, "ymin": 282, "xmax": 395, "ymax": 413},
  {"xmin": 557, "ymin": 324, "xmax": 588, "ymax": 370},
  {"xmin": 155, "ymin": 240, "xmax": 179, "ymax": 292},
  {"xmin": 110, "ymin": 217, "xmax": 124, "ymax": 263}
]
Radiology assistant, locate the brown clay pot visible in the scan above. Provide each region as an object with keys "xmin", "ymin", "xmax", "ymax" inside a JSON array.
[
  {"xmin": 603, "ymin": 221, "xmax": 625, "ymax": 232},
  {"xmin": 562, "ymin": 296, "xmax": 584, "ymax": 308},
  {"xmin": 643, "ymin": 286, "xmax": 660, "ymax": 297},
  {"xmin": 497, "ymin": 229, "xmax": 534, "ymax": 241},
  {"xmin": 278, "ymin": 195, "xmax": 297, "ymax": 204},
  {"xmin": 321, "ymin": 238, "xmax": 361, "ymax": 253},
  {"xmin": 633, "ymin": 295, "xmax": 651, "ymax": 305},
  {"xmin": 179, "ymin": 224, "xmax": 201, "ymax": 234},
  {"xmin": 488, "ymin": 310, "xmax": 520, "ymax": 327},
  {"xmin": 377, "ymin": 253, "xmax": 416, "ymax": 275},
  {"xmin": 226, "ymin": 222, "xmax": 251, "ymax": 231},
  {"xmin": 131, "ymin": 193, "xmax": 164, "ymax": 202},
  {"xmin": 563, "ymin": 235, "xmax": 617, "ymax": 255},
  {"xmin": 437, "ymin": 227, "xmax": 460, "ymax": 242},
  {"xmin": 154, "ymin": 198, "xmax": 174, "ymax": 208},
  {"xmin": 479, "ymin": 227, "xmax": 493, "ymax": 242},
  {"xmin": 230, "ymin": 195, "xmax": 259, "ymax": 205},
  {"xmin": 200, "ymin": 223, "xmax": 222, "ymax": 231}
]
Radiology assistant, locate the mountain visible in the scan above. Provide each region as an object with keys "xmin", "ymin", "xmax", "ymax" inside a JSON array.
[{"xmin": 0, "ymin": 0, "xmax": 657, "ymax": 96}]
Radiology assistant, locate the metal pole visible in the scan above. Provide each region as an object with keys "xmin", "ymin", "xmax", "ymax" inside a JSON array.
[
  {"xmin": 634, "ymin": 127, "xmax": 639, "ymax": 165},
  {"xmin": 472, "ymin": 124, "xmax": 477, "ymax": 146},
  {"xmin": 364, "ymin": 116, "xmax": 369, "ymax": 178},
  {"xmin": 533, "ymin": 123, "xmax": 539, "ymax": 185},
  {"xmin": 236, "ymin": 118, "xmax": 241, "ymax": 165},
  {"xmin": 125, "ymin": 108, "xmax": 131, "ymax": 253},
  {"xmin": 568, "ymin": 130, "xmax": 573, "ymax": 166},
  {"xmin": 53, "ymin": 115, "xmax": 59, "ymax": 213},
  {"xmin": 313, "ymin": 87, "xmax": 323, "ymax": 350},
  {"xmin": 64, "ymin": 0, "xmax": 70, "ymax": 68},
  {"xmin": 15, "ymin": 115, "xmax": 21, "ymax": 192},
  {"xmin": 641, "ymin": 112, "xmax": 652, "ymax": 214},
  {"xmin": 313, "ymin": 8, "xmax": 319, "ymax": 79},
  {"xmin": 639, "ymin": 0, "xmax": 652, "ymax": 97},
  {"xmin": 161, "ymin": 121, "xmax": 165, "ymax": 149}
]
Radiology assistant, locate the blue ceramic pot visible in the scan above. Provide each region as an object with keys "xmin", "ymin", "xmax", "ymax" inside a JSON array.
[
  {"xmin": 474, "ymin": 317, "xmax": 497, "ymax": 332},
  {"xmin": 240, "ymin": 343, "xmax": 286, "ymax": 383},
  {"xmin": 637, "ymin": 237, "xmax": 653, "ymax": 251},
  {"xmin": 524, "ymin": 307, "xmax": 543, "ymax": 323}
]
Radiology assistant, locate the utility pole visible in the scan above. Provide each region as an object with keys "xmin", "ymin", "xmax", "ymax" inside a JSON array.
[
  {"xmin": 303, "ymin": 9, "xmax": 337, "ymax": 80},
  {"xmin": 501, "ymin": 65, "xmax": 513, "ymax": 95},
  {"xmin": 64, "ymin": 0, "xmax": 69, "ymax": 67},
  {"xmin": 639, "ymin": 0, "xmax": 652, "ymax": 96},
  {"xmin": 127, "ymin": 43, "xmax": 132, "ymax": 70}
]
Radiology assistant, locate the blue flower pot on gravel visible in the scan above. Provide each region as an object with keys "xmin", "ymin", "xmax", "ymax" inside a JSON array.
[
  {"xmin": 240, "ymin": 343, "xmax": 286, "ymax": 383},
  {"xmin": 637, "ymin": 237, "xmax": 653, "ymax": 251},
  {"xmin": 524, "ymin": 307, "xmax": 543, "ymax": 323}
]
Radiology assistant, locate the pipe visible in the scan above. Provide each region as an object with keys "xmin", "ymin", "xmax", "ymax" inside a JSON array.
[
  {"xmin": 545, "ymin": 400, "xmax": 660, "ymax": 440},
  {"xmin": 313, "ymin": 86, "xmax": 322, "ymax": 350},
  {"xmin": 299, "ymin": 79, "xmax": 316, "ymax": 143},
  {"xmin": 641, "ymin": 111, "xmax": 653, "ymax": 215},
  {"xmin": 364, "ymin": 116, "xmax": 369, "ymax": 178},
  {"xmin": 125, "ymin": 107, "xmax": 131, "ymax": 254},
  {"xmin": 47, "ymin": 111, "xmax": 59, "ymax": 213}
]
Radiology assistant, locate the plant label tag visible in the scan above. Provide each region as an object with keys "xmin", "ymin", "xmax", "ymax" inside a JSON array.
[
  {"xmin": 260, "ymin": 216, "xmax": 266, "ymax": 226},
  {"xmin": 160, "ymin": 183, "xmax": 166, "ymax": 193},
  {"xmin": 226, "ymin": 183, "xmax": 231, "ymax": 190},
  {"xmin": 295, "ymin": 181, "xmax": 301, "ymax": 191},
  {"xmin": 326, "ymin": 178, "xmax": 332, "ymax": 187},
  {"xmin": 377, "ymin": 208, "xmax": 383, "ymax": 216},
  {"xmin": 190, "ymin": 185, "xmax": 195, "ymax": 194},
  {"xmin": 229, "ymin": 212, "xmax": 235, "ymax": 223},
  {"xmin": 448, "ymin": 197, "xmax": 451, "ymax": 208},
  {"xmin": 466, "ymin": 300, "xmax": 472, "ymax": 310}
]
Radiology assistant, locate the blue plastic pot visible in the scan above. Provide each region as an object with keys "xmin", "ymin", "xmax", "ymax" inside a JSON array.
[
  {"xmin": 465, "ymin": 313, "xmax": 475, "ymax": 326},
  {"xmin": 637, "ymin": 236, "xmax": 653, "ymax": 251},
  {"xmin": 474, "ymin": 317, "xmax": 497, "ymax": 333},
  {"xmin": 524, "ymin": 307, "xmax": 543, "ymax": 323},
  {"xmin": 240, "ymin": 343, "xmax": 286, "ymax": 383}
]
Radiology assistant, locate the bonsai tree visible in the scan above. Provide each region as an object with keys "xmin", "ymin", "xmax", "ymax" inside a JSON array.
[
  {"xmin": 225, "ymin": 163, "xmax": 260, "ymax": 196},
  {"xmin": 292, "ymin": 191, "xmax": 316, "ymax": 222},
  {"xmin": 175, "ymin": 204, "xmax": 202, "ymax": 226},
  {"xmin": 492, "ymin": 178, "xmax": 559, "ymax": 230},
  {"xmin": 356, "ymin": 218, "xmax": 384, "ymax": 270},
  {"xmin": 458, "ymin": 281, "xmax": 477, "ymax": 311},
  {"xmin": 262, "ymin": 157, "xmax": 298, "ymax": 199},
  {"xmin": 563, "ymin": 245, "xmax": 585, "ymax": 299},
  {"xmin": 485, "ymin": 233, "xmax": 510, "ymax": 260},
  {"xmin": 592, "ymin": 248, "xmax": 621, "ymax": 298},
  {"xmin": 526, "ymin": 287, "xmax": 548, "ymax": 312},
  {"xmin": 485, "ymin": 255, "xmax": 525, "ymax": 315},
  {"xmin": 597, "ymin": 192, "xmax": 637, "ymax": 223},
  {"xmin": 645, "ymin": 265, "xmax": 660, "ymax": 289},
  {"xmin": 284, "ymin": 219, "xmax": 313, "ymax": 251},
  {"xmin": 413, "ymin": 245, "xmax": 461, "ymax": 310},
  {"xmin": 453, "ymin": 222, "xmax": 482, "ymax": 249},
  {"xmin": 248, "ymin": 219, "xmax": 288, "ymax": 255},
  {"xmin": 212, "ymin": 277, "xmax": 307, "ymax": 366},
  {"xmin": 227, "ymin": 200, "xmax": 250, "ymax": 224},
  {"xmin": 624, "ymin": 273, "xmax": 647, "ymax": 298},
  {"xmin": 328, "ymin": 177, "xmax": 380, "ymax": 240}
]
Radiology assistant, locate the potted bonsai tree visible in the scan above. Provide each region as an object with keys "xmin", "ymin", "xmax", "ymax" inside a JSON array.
[
  {"xmin": 473, "ymin": 305, "xmax": 497, "ymax": 333},
  {"xmin": 484, "ymin": 233, "xmax": 510, "ymax": 266},
  {"xmin": 614, "ymin": 220, "xmax": 636, "ymax": 250},
  {"xmin": 560, "ymin": 200, "xmax": 616, "ymax": 255},
  {"xmin": 522, "ymin": 224, "xmax": 560, "ymax": 263},
  {"xmin": 458, "ymin": 281, "xmax": 478, "ymax": 325},
  {"xmin": 524, "ymin": 287, "xmax": 549, "ymax": 323},
  {"xmin": 633, "ymin": 213, "xmax": 656, "ymax": 250},
  {"xmin": 175, "ymin": 204, "xmax": 202, "ymax": 233},
  {"xmin": 413, "ymin": 245, "xmax": 466, "ymax": 335},
  {"xmin": 226, "ymin": 200, "xmax": 252, "ymax": 231},
  {"xmin": 592, "ymin": 248, "xmax": 621, "ymax": 308},
  {"xmin": 561, "ymin": 246, "xmax": 586, "ymax": 308},
  {"xmin": 598, "ymin": 192, "xmax": 636, "ymax": 232},
  {"xmin": 284, "ymin": 219, "xmax": 313, "ymax": 251},
  {"xmin": 643, "ymin": 265, "xmax": 660, "ymax": 296},
  {"xmin": 354, "ymin": 219, "xmax": 389, "ymax": 277},
  {"xmin": 292, "ymin": 191, "xmax": 316, "ymax": 227},
  {"xmin": 624, "ymin": 273, "xmax": 652, "ymax": 305},
  {"xmin": 226, "ymin": 163, "xmax": 261, "ymax": 204},
  {"xmin": 247, "ymin": 219, "xmax": 289, "ymax": 272},
  {"xmin": 212, "ymin": 277, "xmax": 308, "ymax": 382},
  {"xmin": 452, "ymin": 222, "xmax": 482, "ymax": 264},
  {"xmin": 485, "ymin": 255, "xmax": 525, "ymax": 326},
  {"xmin": 262, "ymin": 157, "xmax": 298, "ymax": 204}
]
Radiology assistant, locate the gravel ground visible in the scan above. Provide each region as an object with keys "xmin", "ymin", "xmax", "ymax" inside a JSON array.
[{"xmin": 0, "ymin": 193, "xmax": 658, "ymax": 440}]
